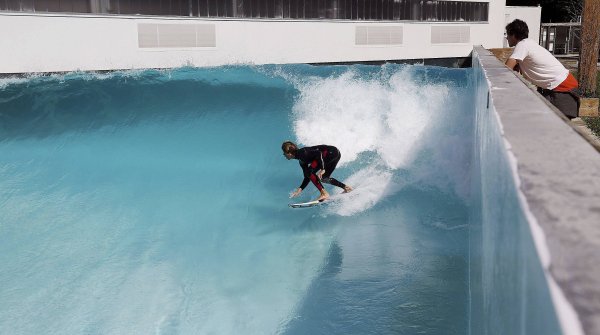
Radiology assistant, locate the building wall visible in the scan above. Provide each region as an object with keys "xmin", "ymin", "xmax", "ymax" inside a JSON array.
[
  {"xmin": 0, "ymin": 6, "xmax": 506, "ymax": 73},
  {"xmin": 504, "ymin": 6, "xmax": 542, "ymax": 47}
]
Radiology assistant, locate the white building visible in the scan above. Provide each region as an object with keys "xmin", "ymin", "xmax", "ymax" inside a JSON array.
[{"xmin": 0, "ymin": 1, "xmax": 537, "ymax": 73}]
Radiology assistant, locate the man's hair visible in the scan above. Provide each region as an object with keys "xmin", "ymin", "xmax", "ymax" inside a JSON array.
[
  {"xmin": 505, "ymin": 19, "xmax": 529, "ymax": 41},
  {"xmin": 282, "ymin": 141, "xmax": 297, "ymax": 154}
]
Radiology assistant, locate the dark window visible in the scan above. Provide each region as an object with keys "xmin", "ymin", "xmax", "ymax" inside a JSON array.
[
  {"xmin": 247, "ymin": 0, "xmax": 257, "ymax": 17},
  {"xmin": 59, "ymin": 0, "xmax": 74, "ymax": 12},
  {"xmin": 118, "ymin": 0, "xmax": 136, "ymax": 14},
  {"xmin": 6, "ymin": 0, "xmax": 21, "ymax": 11},
  {"xmin": 356, "ymin": 0, "xmax": 364, "ymax": 20},
  {"xmin": 324, "ymin": 0, "xmax": 335, "ymax": 19},
  {"xmin": 19, "ymin": 0, "xmax": 33, "ymax": 11},
  {"xmin": 72, "ymin": 0, "xmax": 91, "ymax": 13},
  {"xmin": 449, "ymin": 1, "xmax": 456, "ymax": 21},
  {"xmin": 266, "ymin": 0, "xmax": 276, "ymax": 18},
  {"xmin": 342, "ymin": 0, "xmax": 347, "ymax": 19},
  {"xmin": 36, "ymin": 0, "xmax": 58, "ymax": 12},
  {"xmin": 409, "ymin": 0, "xmax": 419, "ymax": 20},
  {"xmin": 0, "ymin": 0, "xmax": 489, "ymax": 21},
  {"xmin": 349, "ymin": 0, "xmax": 357, "ymax": 19},
  {"xmin": 162, "ymin": 0, "xmax": 174, "ymax": 16},
  {"xmin": 139, "ymin": 1, "xmax": 155, "ymax": 15},
  {"xmin": 197, "ymin": 0, "xmax": 208, "ymax": 17},
  {"xmin": 398, "ymin": 0, "xmax": 407, "ymax": 20},
  {"xmin": 424, "ymin": 1, "xmax": 433, "ymax": 21},
  {"xmin": 385, "ymin": 0, "xmax": 392, "ymax": 19},
  {"xmin": 306, "ymin": 0, "xmax": 313, "ymax": 18},
  {"xmin": 481, "ymin": 3, "xmax": 488, "ymax": 21},
  {"xmin": 461, "ymin": 1, "xmax": 467, "ymax": 21},
  {"xmin": 207, "ymin": 0, "xmax": 217, "ymax": 16},
  {"xmin": 282, "ymin": 0, "xmax": 290, "ymax": 18},
  {"xmin": 218, "ymin": 0, "xmax": 227, "ymax": 16},
  {"xmin": 191, "ymin": 0, "xmax": 199, "ymax": 16},
  {"xmin": 474, "ymin": 2, "xmax": 482, "ymax": 21},
  {"xmin": 289, "ymin": 0, "xmax": 299, "ymax": 18},
  {"xmin": 105, "ymin": 0, "xmax": 117, "ymax": 14}
]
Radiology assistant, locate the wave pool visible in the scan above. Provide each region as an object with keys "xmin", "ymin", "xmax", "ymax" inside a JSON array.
[{"xmin": 0, "ymin": 64, "xmax": 475, "ymax": 334}]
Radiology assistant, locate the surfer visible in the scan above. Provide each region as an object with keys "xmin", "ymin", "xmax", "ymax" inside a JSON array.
[{"xmin": 282, "ymin": 141, "xmax": 353, "ymax": 202}]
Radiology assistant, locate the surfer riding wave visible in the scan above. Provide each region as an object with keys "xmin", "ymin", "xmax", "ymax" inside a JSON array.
[{"xmin": 282, "ymin": 141, "xmax": 353, "ymax": 202}]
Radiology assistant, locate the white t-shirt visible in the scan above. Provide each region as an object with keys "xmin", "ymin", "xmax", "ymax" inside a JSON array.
[{"xmin": 510, "ymin": 38, "xmax": 569, "ymax": 90}]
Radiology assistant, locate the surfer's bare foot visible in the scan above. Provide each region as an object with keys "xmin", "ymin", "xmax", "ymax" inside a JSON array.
[
  {"xmin": 316, "ymin": 190, "xmax": 330, "ymax": 202},
  {"xmin": 342, "ymin": 186, "xmax": 353, "ymax": 193}
]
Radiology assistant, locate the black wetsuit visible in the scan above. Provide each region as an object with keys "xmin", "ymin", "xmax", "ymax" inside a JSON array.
[{"xmin": 295, "ymin": 145, "xmax": 347, "ymax": 191}]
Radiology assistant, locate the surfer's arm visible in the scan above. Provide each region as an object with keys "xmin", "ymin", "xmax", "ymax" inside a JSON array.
[
  {"xmin": 298, "ymin": 163, "xmax": 311, "ymax": 190},
  {"xmin": 299, "ymin": 177, "xmax": 310, "ymax": 190},
  {"xmin": 290, "ymin": 188, "xmax": 302, "ymax": 198}
]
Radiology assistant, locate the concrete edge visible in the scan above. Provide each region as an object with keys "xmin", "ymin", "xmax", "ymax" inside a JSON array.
[
  {"xmin": 485, "ymin": 47, "xmax": 600, "ymax": 152},
  {"xmin": 473, "ymin": 46, "xmax": 600, "ymax": 335},
  {"xmin": 509, "ymin": 68, "xmax": 600, "ymax": 154},
  {"xmin": 570, "ymin": 118, "xmax": 600, "ymax": 151}
]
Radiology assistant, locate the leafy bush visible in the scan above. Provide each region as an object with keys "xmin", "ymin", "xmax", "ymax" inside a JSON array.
[{"xmin": 582, "ymin": 116, "xmax": 600, "ymax": 138}]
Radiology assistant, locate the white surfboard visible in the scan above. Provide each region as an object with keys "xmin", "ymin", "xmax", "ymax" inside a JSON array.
[
  {"xmin": 289, "ymin": 188, "xmax": 354, "ymax": 209},
  {"xmin": 288, "ymin": 199, "xmax": 328, "ymax": 208}
]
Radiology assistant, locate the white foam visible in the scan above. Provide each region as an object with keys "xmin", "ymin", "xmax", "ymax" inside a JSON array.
[
  {"xmin": 292, "ymin": 69, "xmax": 450, "ymax": 169},
  {"xmin": 290, "ymin": 67, "xmax": 460, "ymax": 215},
  {"xmin": 0, "ymin": 76, "xmax": 33, "ymax": 89},
  {"xmin": 0, "ymin": 69, "xmax": 154, "ymax": 90},
  {"xmin": 327, "ymin": 165, "xmax": 394, "ymax": 216}
]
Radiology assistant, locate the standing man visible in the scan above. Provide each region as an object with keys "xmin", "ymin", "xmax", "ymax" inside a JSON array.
[
  {"xmin": 282, "ymin": 141, "xmax": 352, "ymax": 202},
  {"xmin": 505, "ymin": 19, "xmax": 579, "ymax": 118}
]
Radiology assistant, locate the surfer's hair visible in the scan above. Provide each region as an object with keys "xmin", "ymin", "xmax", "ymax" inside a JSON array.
[
  {"xmin": 505, "ymin": 19, "xmax": 528, "ymax": 41},
  {"xmin": 282, "ymin": 141, "xmax": 297, "ymax": 154}
]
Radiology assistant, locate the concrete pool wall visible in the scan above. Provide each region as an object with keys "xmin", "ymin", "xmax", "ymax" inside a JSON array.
[{"xmin": 471, "ymin": 46, "xmax": 600, "ymax": 335}]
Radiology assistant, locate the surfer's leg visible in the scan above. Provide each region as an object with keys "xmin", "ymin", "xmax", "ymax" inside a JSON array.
[
  {"xmin": 323, "ymin": 149, "xmax": 341, "ymax": 179},
  {"xmin": 321, "ymin": 177, "xmax": 346, "ymax": 189},
  {"xmin": 322, "ymin": 149, "xmax": 351, "ymax": 191}
]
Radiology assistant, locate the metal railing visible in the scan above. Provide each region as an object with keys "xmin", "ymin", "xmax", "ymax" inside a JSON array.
[{"xmin": 540, "ymin": 23, "xmax": 580, "ymax": 55}]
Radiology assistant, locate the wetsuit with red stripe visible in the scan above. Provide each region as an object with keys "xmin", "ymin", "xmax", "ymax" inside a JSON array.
[{"xmin": 295, "ymin": 145, "xmax": 347, "ymax": 191}]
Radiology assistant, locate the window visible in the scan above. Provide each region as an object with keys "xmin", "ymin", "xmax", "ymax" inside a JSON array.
[{"xmin": 0, "ymin": 0, "xmax": 489, "ymax": 22}]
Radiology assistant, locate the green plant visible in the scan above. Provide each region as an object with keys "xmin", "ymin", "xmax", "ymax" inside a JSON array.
[
  {"xmin": 582, "ymin": 116, "xmax": 600, "ymax": 138},
  {"xmin": 570, "ymin": 70, "xmax": 600, "ymax": 97}
]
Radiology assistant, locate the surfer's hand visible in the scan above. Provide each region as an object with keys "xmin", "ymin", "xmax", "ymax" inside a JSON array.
[
  {"xmin": 290, "ymin": 188, "xmax": 302, "ymax": 198},
  {"xmin": 316, "ymin": 169, "xmax": 325, "ymax": 179}
]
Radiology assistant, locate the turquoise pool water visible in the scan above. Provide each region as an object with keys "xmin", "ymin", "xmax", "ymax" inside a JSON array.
[{"xmin": 0, "ymin": 65, "xmax": 474, "ymax": 334}]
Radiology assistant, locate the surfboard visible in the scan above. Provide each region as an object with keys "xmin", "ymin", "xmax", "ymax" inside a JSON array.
[
  {"xmin": 289, "ymin": 188, "xmax": 354, "ymax": 209},
  {"xmin": 288, "ymin": 199, "xmax": 328, "ymax": 208}
]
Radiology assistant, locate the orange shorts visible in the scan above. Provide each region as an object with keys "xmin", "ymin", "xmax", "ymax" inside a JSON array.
[{"xmin": 553, "ymin": 72, "xmax": 578, "ymax": 92}]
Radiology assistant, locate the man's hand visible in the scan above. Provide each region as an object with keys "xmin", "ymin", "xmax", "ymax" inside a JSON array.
[
  {"xmin": 505, "ymin": 58, "xmax": 519, "ymax": 72},
  {"xmin": 290, "ymin": 188, "xmax": 302, "ymax": 198},
  {"xmin": 316, "ymin": 169, "xmax": 325, "ymax": 180}
]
